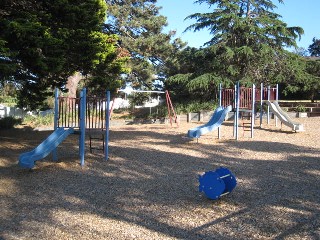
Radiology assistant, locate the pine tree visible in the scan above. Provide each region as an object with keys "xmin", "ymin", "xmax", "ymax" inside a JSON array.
[
  {"xmin": 185, "ymin": 0, "xmax": 304, "ymax": 85},
  {"xmin": 309, "ymin": 37, "xmax": 320, "ymax": 57},
  {"xmin": 105, "ymin": 0, "xmax": 185, "ymax": 89}
]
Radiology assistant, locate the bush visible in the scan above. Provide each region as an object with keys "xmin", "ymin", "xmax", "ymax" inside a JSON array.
[
  {"xmin": 0, "ymin": 96, "xmax": 17, "ymax": 107},
  {"xmin": 295, "ymin": 104, "xmax": 306, "ymax": 112},
  {"xmin": 23, "ymin": 114, "xmax": 54, "ymax": 127},
  {"xmin": 0, "ymin": 117, "xmax": 22, "ymax": 129},
  {"xmin": 174, "ymin": 101, "xmax": 217, "ymax": 114}
]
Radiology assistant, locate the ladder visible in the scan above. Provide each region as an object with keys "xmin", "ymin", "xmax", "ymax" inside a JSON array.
[{"xmin": 89, "ymin": 130, "xmax": 105, "ymax": 153}]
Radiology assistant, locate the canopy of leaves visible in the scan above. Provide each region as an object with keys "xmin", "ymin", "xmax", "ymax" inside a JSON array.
[
  {"xmin": 165, "ymin": 47, "xmax": 229, "ymax": 102},
  {"xmin": 309, "ymin": 37, "xmax": 320, "ymax": 57},
  {"xmin": 0, "ymin": 0, "xmax": 127, "ymax": 109},
  {"xmin": 105, "ymin": 0, "xmax": 185, "ymax": 90},
  {"xmin": 183, "ymin": 0, "xmax": 304, "ymax": 85}
]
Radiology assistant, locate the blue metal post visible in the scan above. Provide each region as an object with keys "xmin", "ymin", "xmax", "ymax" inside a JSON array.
[
  {"xmin": 260, "ymin": 83, "xmax": 263, "ymax": 127},
  {"xmin": 53, "ymin": 88, "xmax": 59, "ymax": 161},
  {"xmin": 219, "ymin": 83, "xmax": 222, "ymax": 107},
  {"xmin": 54, "ymin": 89, "xmax": 59, "ymax": 130},
  {"xmin": 235, "ymin": 81, "xmax": 240, "ymax": 140},
  {"xmin": 218, "ymin": 83, "xmax": 222, "ymax": 139},
  {"xmin": 80, "ymin": 88, "xmax": 86, "ymax": 166},
  {"xmin": 267, "ymin": 86, "xmax": 270, "ymax": 124},
  {"xmin": 251, "ymin": 84, "xmax": 255, "ymax": 138},
  {"xmin": 233, "ymin": 84, "xmax": 236, "ymax": 138},
  {"xmin": 105, "ymin": 91, "xmax": 110, "ymax": 160},
  {"xmin": 275, "ymin": 84, "xmax": 279, "ymax": 127}
]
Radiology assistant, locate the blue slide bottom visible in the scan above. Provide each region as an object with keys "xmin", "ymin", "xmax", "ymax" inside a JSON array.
[
  {"xmin": 19, "ymin": 127, "xmax": 74, "ymax": 169},
  {"xmin": 187, "ymin": 105, "xmax": 232, "ymax": 139}
]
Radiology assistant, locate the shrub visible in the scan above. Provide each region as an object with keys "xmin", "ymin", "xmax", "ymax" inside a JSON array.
[
  {"xmin": 23, "ymin": 114, "xmax": 54, "ymax": 127},
  {"xmin": 174, "ymin": 101, "xmax": 217, "ymax": 114},
  {"xmin": 295, "ymin": 104, "xmax": 306, "ymax": 112},
  {"xmin": 0, "ymin": 117, "xmax": 22, "ymax": 129}
]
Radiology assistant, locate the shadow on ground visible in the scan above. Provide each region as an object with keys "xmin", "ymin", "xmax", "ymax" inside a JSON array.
[{"xmin": 0, "ymin": 126, "xmax": 319, "ymax": 239}]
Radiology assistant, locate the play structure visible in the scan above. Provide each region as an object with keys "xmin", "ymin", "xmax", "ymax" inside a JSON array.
[
  {"xmin": 199, "ymin": 167, "xmax": 237, "ymax": 200},
  {"xmin": 19, "ymin": 128, "xmax": 75, "ymax": 168},
  {"xmin": 265, "ymin": 101, "xmax": 304, "ymax": 131},
  {"xmin": 19, "ymin": 88, "xmax": 111, "ymax": 168},
  {"xmin": 220, "ymin": 82, "xmax": 304, "ymax": 139},
  {"xmin": 187, "ymin": 105, "xmax": 232, "ymax": 139},
  {"xmin": 19, "ymin": 88, "xmax": 178, "ymax": 169},
  {"xmin": 187, "ymin": 82, "xmax": 303, "ymax": 140}
]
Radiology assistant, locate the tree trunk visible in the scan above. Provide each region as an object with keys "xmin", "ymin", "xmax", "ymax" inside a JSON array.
[{"xmin": 65, "ymin": 72, "xmax": 83, "ymax": 98}]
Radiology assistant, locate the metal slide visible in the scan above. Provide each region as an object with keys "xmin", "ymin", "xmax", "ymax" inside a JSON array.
[
  {"xmin": 265, "ymin": 101, "xmax": 304, "ymax": 132},
  {"xmin": 187, "ymin": 105, "xmax": 232, "ymax": 139},
  {"xmin": 19, "ymin": 127, "xmax": 74, "ymax": 169}
]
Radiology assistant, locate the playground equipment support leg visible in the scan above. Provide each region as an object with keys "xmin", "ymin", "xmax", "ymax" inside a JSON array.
[
  {"xmin": 218, "ymin": 83, "xmax": 222, "ymax": 139},
  {"xmin": 80, "ymin": 88, "xmax": 86, "ymax": 166},
  {"xmin": 53, "ymin": 88, "xmax": 59, "ymax": 161},
  {"xmin": 105, "ymin": 91, "xmax": 110, "ymax": 161},
  {"xmin": 235, "ymin": 81, "xmax": 240, "ymax": 140},
  {"xmin": 251, "ymin": 84, "xmax": 255, "ymax": 138}
]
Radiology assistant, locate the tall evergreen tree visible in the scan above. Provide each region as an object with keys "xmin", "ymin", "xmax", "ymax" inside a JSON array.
[
  {"xmin": 185, "ymin": 0, "xmax": 304, "ymax": 85},
  {"xmin": 0, "ymin": 0, "xmax": 127, "ymax": 109},
  {"xmin": 309, "ymin": 37, "xmax": 320, "ymax": 57},
  {"xmin": 105, "ymin": 0, "xmax": 185, "ymax": 90}
]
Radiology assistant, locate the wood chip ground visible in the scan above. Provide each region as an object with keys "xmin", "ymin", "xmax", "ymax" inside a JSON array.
[{"xmin": 0, "ymin": 117, "xmax": 319, "ymax": 239}]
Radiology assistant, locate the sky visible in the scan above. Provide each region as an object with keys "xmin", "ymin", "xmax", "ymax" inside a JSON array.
[{"xmin": 157, "ymin": 0, "xmax": 320, "ymax": 51}]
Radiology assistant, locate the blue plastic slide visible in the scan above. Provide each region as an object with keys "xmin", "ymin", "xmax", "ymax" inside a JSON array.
[
  {"xmin": 187, "ymin": 105, "xmax": 232, "ymax": 139},
  {"xmin": 19, "ymin": 127, "xmax": 74, "ymax": 169}
]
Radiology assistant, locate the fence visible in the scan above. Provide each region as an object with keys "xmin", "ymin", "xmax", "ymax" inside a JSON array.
[
  {"xmin": 0, "ymin": 104, "xmax": 33, "ymax": 119},
  {"xmin": 57, "ymin": 95, "xmax": 108, "ymax": 130}
]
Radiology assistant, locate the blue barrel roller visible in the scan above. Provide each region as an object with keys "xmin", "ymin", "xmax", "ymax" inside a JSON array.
[{"xmin": 199, "ymin": 167, "xmax": 237, "ymax": 200}]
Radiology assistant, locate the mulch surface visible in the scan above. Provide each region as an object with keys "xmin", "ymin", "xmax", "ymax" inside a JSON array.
[{"xmin": 1, "ymin": 117, "xmax": 319, "ymax": 239}]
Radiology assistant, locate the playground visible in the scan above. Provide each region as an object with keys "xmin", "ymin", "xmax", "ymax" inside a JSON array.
[{"xmin": 1, "ymin": 116, "xmax": 319, "ymax": 239}]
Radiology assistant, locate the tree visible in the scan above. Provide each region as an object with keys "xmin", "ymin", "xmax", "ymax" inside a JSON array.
[
  {"xmin": 105, "ymin": 0, "xmax": 185, "ymax": 90},
  {"xmin": 309, "ymin": 37, "xmax": 320, "ymax": 57},
  {"xmin": 294, "ymin": 47, "xmax": 309, "ymax": 57},
  {"xmin": 0, "ymin": 0, "xmax": 127, "ymax": 109},
  {"xmin": 165, "ymin": 47, "xmax": 224, "ymax": 103},
  {"xmin": 184, "ymin": 0, "xmax": 304, "ymax": 86}
]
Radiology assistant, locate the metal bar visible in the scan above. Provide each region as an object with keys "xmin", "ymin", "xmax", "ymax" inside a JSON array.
[
  {"xmin": 235, "ymin": 82, "xmax": 240, "ymax": 140},
  {"xmin": 251, "ymin": 84, "xmax": 255, "ymax": 138},
  {"xmin": 218, "ymin": 83, "xmax": 222, "ymax": 139},
  {"xmin": 260, "ymin": 83, "xmax": 263, "ymax": 127},
  {"xmin": 80, "ymin": 88, "xmax": 86, "ymax": 166},
  {"xmin": 118, "ymin": 90, "xmax": 165, "ymax": 94},
  {"xmin": 220, "ymin": 192, "xmax": 230, "ymax": 197},
  {"xmin": 53, "ymin": 89, "xmax": 59, "ymax": 161},
  {"xmin": 105, "ymin": 91, "xmax": 110, "ymax": 161},
  {"xmin": 267, "ymin": 86, "xmax": 270, "ymax": 124},
  {"xmin": 219, "ymin": 174, "xmax": 231, "ymax": 179}
]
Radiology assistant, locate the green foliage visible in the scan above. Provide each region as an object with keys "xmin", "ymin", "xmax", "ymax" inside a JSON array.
[
  {"xmin": 280, "ymin": 54, "xmax": 320, "ymax": 101},
  {"xmin": 23, "ymin": 114, "xmax": 54, "ymax": 127},
  {"xmin": 128, "ymin": 92, "xmax": 150, "ymax": 106},
  {"xmin": 295, "ymin": 104, "xmax": 306, "ymax": 112},
  {"xmin": 0, "ymin": 96, "xmax": 17, "ymax": 106},
  {"xmin": 0, "ymin": 81, "xmax": 18, "ymax": 106},
  {"xmin": 184, "ymin": 0, "xmax": 304, "ymax": 85},
  {"xmin": 174, "ymin": 101, "xmax": 217, "ymax": 114},
  {"xmin": 0, "ymin": 116, "xmax": 22, "ymax": 129},
  {"xmin": 0, "ymin": 0, "xmax": 126, "ymax": 110},
  {"xmin": 309, "ymin": 38, "xmax": 320, "ymax": 57},
  {"xmin": 165, "ymin": 46, "xmax": 230, "ymax": 103},
  {"xmin": 105, "ymin": 0, "xmax": 186, "ymax": 89}
]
